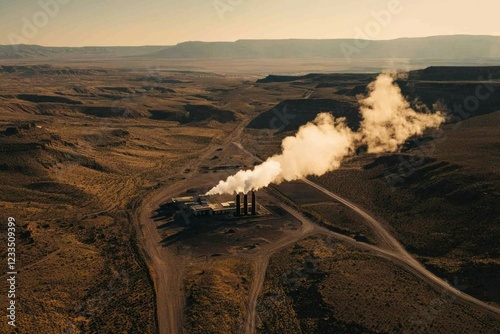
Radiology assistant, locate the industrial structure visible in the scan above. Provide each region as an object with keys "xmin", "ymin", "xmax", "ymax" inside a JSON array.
[
  {"xmin": 234, "ymin": 192, "xmax": 256, "ymax": 216},
  {"xmin": 171, "ymin": 192, "xmax": 257, "ymax": 217}
]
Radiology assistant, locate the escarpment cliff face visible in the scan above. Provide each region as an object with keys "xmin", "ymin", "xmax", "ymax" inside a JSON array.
[{"xmin": 3, "ymin": 35, "xmax": 500, "ymax": 61}]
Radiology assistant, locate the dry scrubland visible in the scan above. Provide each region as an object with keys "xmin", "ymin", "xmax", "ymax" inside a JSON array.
[
  {"xmin": 246, "ymin": 68, "xmax": 500, "ymax": 310},
  {"xmin": 272, "ymin": 181, "xmax": 378, "ymax": 245},
  {"xmin": 183, "ymin": 258, "xmax": 254, "ymax": 334},
  {"xmin": 309, "ymin": 111, "xmax": 500, "ymax": 307},
  {"xmin": 257, "ymin": 236, "xmax": 500, "ymax": 333},
  {"xmin": 0, "ymin": 68, "xmax": 224, "ymax": 332},
  {"xmin": 0, "ymin": 63, "xmax": 309, "ymax": 333},
  {"xmin": 0, "ymin": 63, "xmax": 499, "ymax": 333}
]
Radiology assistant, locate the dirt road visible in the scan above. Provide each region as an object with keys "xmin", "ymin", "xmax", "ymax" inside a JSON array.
[
  {"xmin": 242, "ymin": 192, "xmax": 317, "ymax": 334},
  {"xmin": 135, "ymin": 130, "xmax": 500, "ymax": 334},
  {"xmin": 235, "ymin": 143, "xmax": 500, "ymax": 334},
  {"xmin": 299, "ymin": 177, "xmax": 500, "ymax": 319},
  {"xmin": 135, "ymin": 120, "xmax": 252, "ymax": 334}
]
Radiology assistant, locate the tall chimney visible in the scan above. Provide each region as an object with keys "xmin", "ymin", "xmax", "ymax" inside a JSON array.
[
  {"xmin": 251, "ymin": 191, "xmax": 256, "ymax": 215},
  {"xmin": 243, "ymin": 193, "xmax": 248, "ymax": 215},
  {"xmin": 235, "ymin": 194, "xmax": 240, "ymax": 216}
]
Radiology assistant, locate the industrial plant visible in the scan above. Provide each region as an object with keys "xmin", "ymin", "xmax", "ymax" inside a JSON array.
[{"xmin": 171, "ymin": 192, "xmax": 257, "ymax": 217}]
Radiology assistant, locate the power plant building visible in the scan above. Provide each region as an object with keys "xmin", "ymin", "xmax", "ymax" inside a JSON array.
[{"xmin": 171, "ymin": 192, "xmax": 257, "ymax": 217}]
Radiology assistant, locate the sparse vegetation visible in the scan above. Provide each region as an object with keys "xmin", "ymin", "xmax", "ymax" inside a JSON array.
[
  {"xmin": 1, "ymin": 64, "xmax": 499, "ymax": 333},
  {"xmin": 0, "ymin": 66, "xmax": 252, "ymax": 333},
  {"xmin": 257, "ymin": 236, "xmax": 500, "ymax": 334},
  {"xmin": 184, "ymin": 258, "xmax": 254, "ymax": 334}
]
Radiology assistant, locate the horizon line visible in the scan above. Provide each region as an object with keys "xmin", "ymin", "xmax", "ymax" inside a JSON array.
[{"xmin": 1, "ymin": 34, "xmax": 498, "ymax": 49}]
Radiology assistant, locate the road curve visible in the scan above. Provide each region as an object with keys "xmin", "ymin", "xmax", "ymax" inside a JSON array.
[
  {"xmin": 137, "ymin": 182, "xmax": 189, "ymax": 334},
  {"xmin": 135, "ymin": 120, "xmax": 252, "ymax": 334},
  {"xmin": 234, "ymin": 142, "xmax": 500, "ymax": 328},
  {"xmin": 299, "ymin": 177, "xmax": 500, "ymax": 319},
  {"xmin": 136, "ymin": 132, "xmax": 500, "ymax": 334},
  {"xmin": 243, "ymin": 192, "xmax": 317, "ymax": 334}
]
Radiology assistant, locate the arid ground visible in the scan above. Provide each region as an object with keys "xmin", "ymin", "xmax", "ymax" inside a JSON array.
[{"xmin": 0, "ymin": 61, "xmax": 499, "ymax": 333}]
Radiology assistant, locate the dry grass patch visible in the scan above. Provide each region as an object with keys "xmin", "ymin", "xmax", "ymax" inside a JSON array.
[
  {"xmin": 257, "ymin": 236, "xmax": 500, "ymax": 334},
  {"xmin": 184, "ymin": 258, "xmax": 254, "ymax": 334}
]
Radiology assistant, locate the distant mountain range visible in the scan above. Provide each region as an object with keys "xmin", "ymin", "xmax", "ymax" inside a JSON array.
[
  {"xmin": 0, "ymin": 45, "xmax": 167, "ymax": 59},
  {"xmin": 1, "ymin": 35, "xmax": 499, "ymax": 61}
]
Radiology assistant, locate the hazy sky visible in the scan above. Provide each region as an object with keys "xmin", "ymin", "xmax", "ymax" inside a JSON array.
[{"xmin": 0, "ymin": 0, "xmax": 498, "ymax": 46}]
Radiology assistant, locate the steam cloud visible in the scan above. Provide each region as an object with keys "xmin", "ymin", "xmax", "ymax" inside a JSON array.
[
  {"xmin": 206, "ymin": 74, "xmax": 445, "ymax": 195},
  {"xmin": 359, "ymin": 74, "xmax": 445, "ymax": 153}
]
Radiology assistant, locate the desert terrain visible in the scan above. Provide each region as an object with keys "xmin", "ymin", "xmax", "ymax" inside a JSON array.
[{"xmin": 0, "ymin": 61, "xmax": 499, "ymax": 334}]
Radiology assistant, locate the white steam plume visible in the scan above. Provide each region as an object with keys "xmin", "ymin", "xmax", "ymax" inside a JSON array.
[
  {"xmin": 207, "ymin": 113, "xmax": 355, "ymax": 195},
  {"xmin": 206, "ymin": 74, "xmax": 445, "ymax": 196},
  {"xmin": 359, "ymin": 74, "xmax": 445, "ymax": 153}
]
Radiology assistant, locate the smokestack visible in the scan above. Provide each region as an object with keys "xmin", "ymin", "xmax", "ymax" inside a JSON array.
[
  {"xmin": 235, "ymin": 194, "xmax": 240, "ymax": 216},
  {"xmin": 243, "ymin": 193, "xmax": 248, "ymax": 215},
  {"xmin": 251, "ymin": 191, "xmax": 256, "ymax": 215}
]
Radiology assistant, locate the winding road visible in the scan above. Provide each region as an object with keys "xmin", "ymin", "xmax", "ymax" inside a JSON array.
[
  {"xmin": 135, "ymin": 127, "xmax": 500, "ymax": 334},
  {"xmin": 237, "ymin": 145, "xmax": 500, "ymax": 334},
  {"xmin": 299, "ymin": 177, "xmax": 500, "ymax": 319},
  {"xmin": 134, "ymin": 119, "xmax": 252, "ymax": 334}
]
